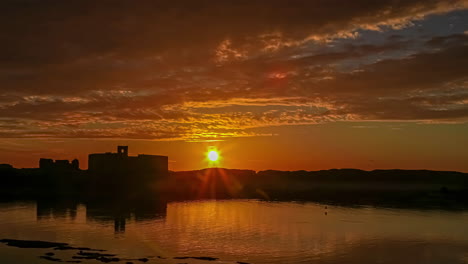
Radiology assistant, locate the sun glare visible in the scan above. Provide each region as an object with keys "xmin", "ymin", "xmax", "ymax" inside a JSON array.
[{"xmin": 208, "ymin": 150, "xmax": 219, "ymax": 162}]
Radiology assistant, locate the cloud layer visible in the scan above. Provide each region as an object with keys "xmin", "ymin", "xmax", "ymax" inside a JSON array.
[{"xmin": 0, "ymin": 0, "xmax": 467, "ymax": 140}]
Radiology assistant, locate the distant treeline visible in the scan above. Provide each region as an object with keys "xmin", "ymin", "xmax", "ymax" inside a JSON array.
[
  {"xmin": 168, "ymin": 169, "xmax": 468, "ymax": 206},
  {"xmin": 171, "ymin": 168, "xmax": 468, "ymax": 189},
  {"xmin": 1, "ymin": 167, "xmax": 468, "ymax": 208}
]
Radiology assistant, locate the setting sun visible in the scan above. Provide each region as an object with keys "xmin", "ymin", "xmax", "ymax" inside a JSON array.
[{"xmin": 208, "ymin": 150, "xmax": 219, "ymax": 162}]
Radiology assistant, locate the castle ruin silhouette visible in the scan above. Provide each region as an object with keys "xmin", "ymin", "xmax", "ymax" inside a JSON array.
[{"xmin": 88, "ymin": 146, "xmax": 168, "ymax": 177}]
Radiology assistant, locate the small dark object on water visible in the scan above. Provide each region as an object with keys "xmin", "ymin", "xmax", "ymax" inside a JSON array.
[
  {"xmin": 195, "ymin": 257, "xmax": 218, "ymax": 261},
  {"xmin": 45, "ymin": 252, "xmax": 55, "ymax": 256},
  {"xmin": 157, "ymin": 255, "xmax": 166, "ymax": 259},
  {"xmin": 237, "ymin": 262, "xmax": 251, "ymax": 264},
  {"xmin": 138, "ymin": 257, "xmax": 149, "ymax": 262},
  {"xmin": 126, "ymin": 262, "xmax": 134, "ymax": 264},
  {"xmin": 97, "ymin": 256, "xmax": 120, "ymax": 263},
  {"xmin": 65, "ymin": 261, "xmax": 82, "ymax": 263},
  {"xmin": 40, "ymin": 255, "xmax": 63, "ymax": 262}
]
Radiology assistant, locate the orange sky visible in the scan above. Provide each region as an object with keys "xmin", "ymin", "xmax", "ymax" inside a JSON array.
[{"xmin": 1, "ymin": 122, "xmax": 467, "ymax": 172}]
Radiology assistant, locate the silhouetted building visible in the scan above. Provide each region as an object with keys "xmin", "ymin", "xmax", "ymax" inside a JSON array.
[
  {"xmin": 55, "ymin": 160, "xmax": 70, "ymax": 168},
  {"xmin": 39, "ymin": 158, "xmax": 54, "ymax": 169},
  {"xmin": 39, "ymin": 158, "xmax": 80, "ymax": 171},
  {"xmin": 88, "ymin": 146, "xmax": 168, "ymax": 192}
]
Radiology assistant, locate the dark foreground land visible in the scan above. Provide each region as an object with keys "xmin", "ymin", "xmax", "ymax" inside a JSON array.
[
  {"xmin": 0, "ymin": 238, "xmax": 228, "ymax": 263},
  {"xmin": 1, "ymin": 167, "xmax": 468, "ymax": 209}
]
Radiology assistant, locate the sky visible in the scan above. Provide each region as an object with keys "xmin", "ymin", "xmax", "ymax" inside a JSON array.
[{"xmin": 0, "ymin": 0, "xmax": 467, "ymax": 171}]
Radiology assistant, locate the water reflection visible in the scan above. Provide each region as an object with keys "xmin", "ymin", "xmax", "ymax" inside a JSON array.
[
  {"xmin": 86, "ymin": 200, "xmax": 167, "ymax": 234},
  {"xmin": 36, "ymin": 200, "xmax": 78, "ymax": 220},
  {"xmin": 1, "ymin": 199, "xmax": 468, "ymax": 264},
  {"xmin": 35, "ymin": 199, "xmax": 167, "ymax": 234}
]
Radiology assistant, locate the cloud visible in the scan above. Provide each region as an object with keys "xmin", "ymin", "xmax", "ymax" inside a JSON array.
[{"xmin": 0, "ymin": 1, "xmax": 467, "ymax": 140}]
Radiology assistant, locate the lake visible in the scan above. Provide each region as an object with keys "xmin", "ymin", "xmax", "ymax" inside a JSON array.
[{"xmin": 1, "ymin": 199, "xmax": 468, "ymax": 264}]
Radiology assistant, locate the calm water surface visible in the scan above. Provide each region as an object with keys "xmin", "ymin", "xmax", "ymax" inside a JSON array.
[{"xmin": 1, "ymin": 199, "xmax": 468, "ymax": 264}]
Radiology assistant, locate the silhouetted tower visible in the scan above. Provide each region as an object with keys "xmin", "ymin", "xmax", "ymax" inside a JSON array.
[
  {"xmin": 71, "ymin": 159, "xmax": 79, "ymax": 170},
  {"xmin": 117, "ymin": 146, "xmax": 128, "ymax": 157}
]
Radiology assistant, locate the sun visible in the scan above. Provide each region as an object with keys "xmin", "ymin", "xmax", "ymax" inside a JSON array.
[
  {"xmin": 207, "ymin": 150, "xmax": 219, "ymax": 162},
  {"xmin": 205, "ymin": 147, "xmax": 222, "ymax": 166}
]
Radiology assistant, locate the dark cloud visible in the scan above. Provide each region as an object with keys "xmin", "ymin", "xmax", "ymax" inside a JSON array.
[
  {"xmin": 320, "ymin": 44, "xmax": 468, "ymax": 95},
  {"xmin": 426, "ymin": 33, "xmax": 468, "ymax": 47}
]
